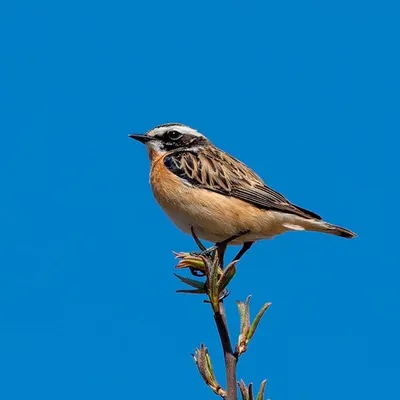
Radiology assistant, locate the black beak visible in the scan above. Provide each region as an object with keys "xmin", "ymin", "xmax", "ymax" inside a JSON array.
[{"xmin": 128, "ymin": 134, "xmax": 153, "ymax": 144}]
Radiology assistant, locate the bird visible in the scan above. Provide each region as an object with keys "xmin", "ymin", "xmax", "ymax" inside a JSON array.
[{"xmin": 129, "ymin": 123, "xmax": 356, "ymax": 262}]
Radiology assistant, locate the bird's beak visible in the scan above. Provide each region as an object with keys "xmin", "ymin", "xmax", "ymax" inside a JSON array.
[{"xmin": 128, "ymin": 134, "xmax": 153, "ymax": 144}]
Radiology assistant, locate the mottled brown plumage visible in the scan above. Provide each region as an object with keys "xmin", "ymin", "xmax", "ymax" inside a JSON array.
[
  {"xmin": 163, "ymin": 146, "xmax": 321, "ymax": 220},
  {"xmin": 129, "ymin": 123, "xmax": 356, "ymax": 246}
]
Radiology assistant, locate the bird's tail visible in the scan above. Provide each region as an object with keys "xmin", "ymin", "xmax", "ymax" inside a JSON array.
[
  {"xmin": 306, "ymin": 220, "xmax": 357, "ymax": 239},
  {"xmin": 282, "ymin": 217, "xmax": 357, "ymax": 239}
]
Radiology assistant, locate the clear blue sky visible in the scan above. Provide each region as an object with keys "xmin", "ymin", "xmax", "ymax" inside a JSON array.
[{"xmin": 1, "ymin": 1, "xmax": 399, "ymax": 399}]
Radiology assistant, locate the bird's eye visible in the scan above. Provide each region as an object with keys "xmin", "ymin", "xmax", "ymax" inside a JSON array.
[{"xmin": 167, "ymin": 130, "xmax": 182, "ymax": 141}]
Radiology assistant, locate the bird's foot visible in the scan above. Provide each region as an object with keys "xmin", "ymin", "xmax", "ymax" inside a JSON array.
[{"xmin": 190, "ymin": 229, "xmax": 250, "ymax": 259}]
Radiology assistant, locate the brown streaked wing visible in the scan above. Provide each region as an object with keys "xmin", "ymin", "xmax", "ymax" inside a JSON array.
[{"xmin": 163, "ymin": 148, "xmax": 321, "ymax": 220}]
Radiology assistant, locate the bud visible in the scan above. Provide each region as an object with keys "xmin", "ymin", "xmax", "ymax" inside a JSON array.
[
  {"xmin": 237, "ymin": 296, "xmax": 271, "ymax": 355},
  {"xmin": 193, "ymin": 344, "xmax": 226, "ymax": 397},
  {"xmin": 238, "ymin": 380, "xmax": 268, "ymax": 400},
  {"xmin": 174, "ymin": 252, "xmax": 207, "ymax": 274}
]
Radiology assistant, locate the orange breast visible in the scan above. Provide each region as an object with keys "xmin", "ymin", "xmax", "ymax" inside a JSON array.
[{"xmin": 149, "ymin": 153, "xmax": 286, "ymax": 243}]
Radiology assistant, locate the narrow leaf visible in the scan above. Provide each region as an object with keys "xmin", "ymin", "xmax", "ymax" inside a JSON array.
[
  {"xmin": 238, "ymin": 380, "xmax": 249, "ymax": 400},
  {"xmin": 193, "ymin": 344, "xmax": 225, "ymax": 397},
  {"xmin": 256, "ymin": 380, "xmax": 267, "ymax": 400},
  {"xmin": 245, "ymin": 294, "xmax": 251, "ymax": 310},
  {"xmin": 173, "ymin": 251, "xmax": 191, "ymax": 258},
  {"xmin": 237, "ymin": 301, "xmax": 247, "ymax": 332},
  {"xmin": 174, "ymin": 254, "xmax": 207, "ymax": 271},
  {"xmin": 205, "ymin": 351, "xmax": 214, "ymax": 377},
  {"xmin": 176, "ymin": 289, "xmax": 207, "ymax": 294},
  {"xmin": 248, "ymin": 383, "xmax": 254, "ymax": 400},
  {"xmin": 193, "ymin": 344, "xmax": 208, "ymax": 382},
  {"xmin": 247, "ymin": 302, "xmax": 272, "ymax": 341},
  {"xmin": 208, "ymin": 256, "xmax": 220, "ymax": 311},
  {"xmin": 174, "ymin": 273, "xmax": 206, "ymax": 289},
  {"xmin": 237, "ymin": 295, "xmax": 251, "ymax": 333},
  {"xmin": 219, "ymin": 261, "xmax": 237, "ymax": 293}
]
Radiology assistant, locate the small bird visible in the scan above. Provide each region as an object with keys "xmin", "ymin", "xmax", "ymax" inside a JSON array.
[{"xmin": 129, "ymin": 123, "xmax": 356, "ymax": 261}]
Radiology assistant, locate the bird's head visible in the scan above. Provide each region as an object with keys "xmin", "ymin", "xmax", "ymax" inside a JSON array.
[{"xmin": 129, "ymin": 123, "xmax": 209, "ymax": 156}]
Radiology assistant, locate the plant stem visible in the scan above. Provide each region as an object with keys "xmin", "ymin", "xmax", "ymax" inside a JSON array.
[{"xmin": 214, "ymin": 301, "xmax": 237, "ymax": 400}]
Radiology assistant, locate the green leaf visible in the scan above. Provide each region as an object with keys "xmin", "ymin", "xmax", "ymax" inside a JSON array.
[
  {"xmin": 207, "ymin": 256, "xmax": 220, "ymax": 311},
  {"xmin": 237, "ymin": 295, "xmax": 251, "ymax": 334},
  {"xmin": 237, "ymin": 301, "xmax": 247, "ymax": 331},
  {"xmin": 256, "ymin": 380, "xmax": 267, "ymax": 400},
  {"xmin": 174, "ymin": 273, "xmax": 206, "ymax": 289},
  {"xmin": 193, "ymin": 344, "xmax": 225, "ymax": 397},
  {"xmin": 174, "ymin": 253, "xmax": 207, "ymax": 271},
  {"xmin": 219, "ymin": 261, "xmax": 237, "ymax": 293},
  {"xmin": 205, "ymin": 350, "xmax": 214, "ymax": 377},
  {"xmin": 247, "ymin": 302, "xmax": 272, "ymax": 341},
  {"xmin": 176, "ymin": 289, "xmax": 206, "ymax": 294}
]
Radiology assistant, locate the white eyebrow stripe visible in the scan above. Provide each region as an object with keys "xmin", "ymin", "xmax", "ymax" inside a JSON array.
[{"xmin": 147, "ymin": 124, "xmax": 205, "ymax": 138}]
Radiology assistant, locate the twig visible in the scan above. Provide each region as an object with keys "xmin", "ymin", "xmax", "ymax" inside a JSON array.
[
  {"xmin": 175, "ymin": 229, "xmax": 270, "ymax": 400},
  {"xmin": 214, "ymin": 301, "xmax": 237, "ymax": 400}
]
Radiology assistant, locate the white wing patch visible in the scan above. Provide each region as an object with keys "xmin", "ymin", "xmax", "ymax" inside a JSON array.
[{"xmin": 282, "ymin": 223, "xmax": 305, "ymax": 231}]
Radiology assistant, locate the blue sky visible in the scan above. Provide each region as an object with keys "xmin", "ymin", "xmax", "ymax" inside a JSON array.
[{"xmin": 1, "ymin": 1, "xmax": 399, "ymax": 399}]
